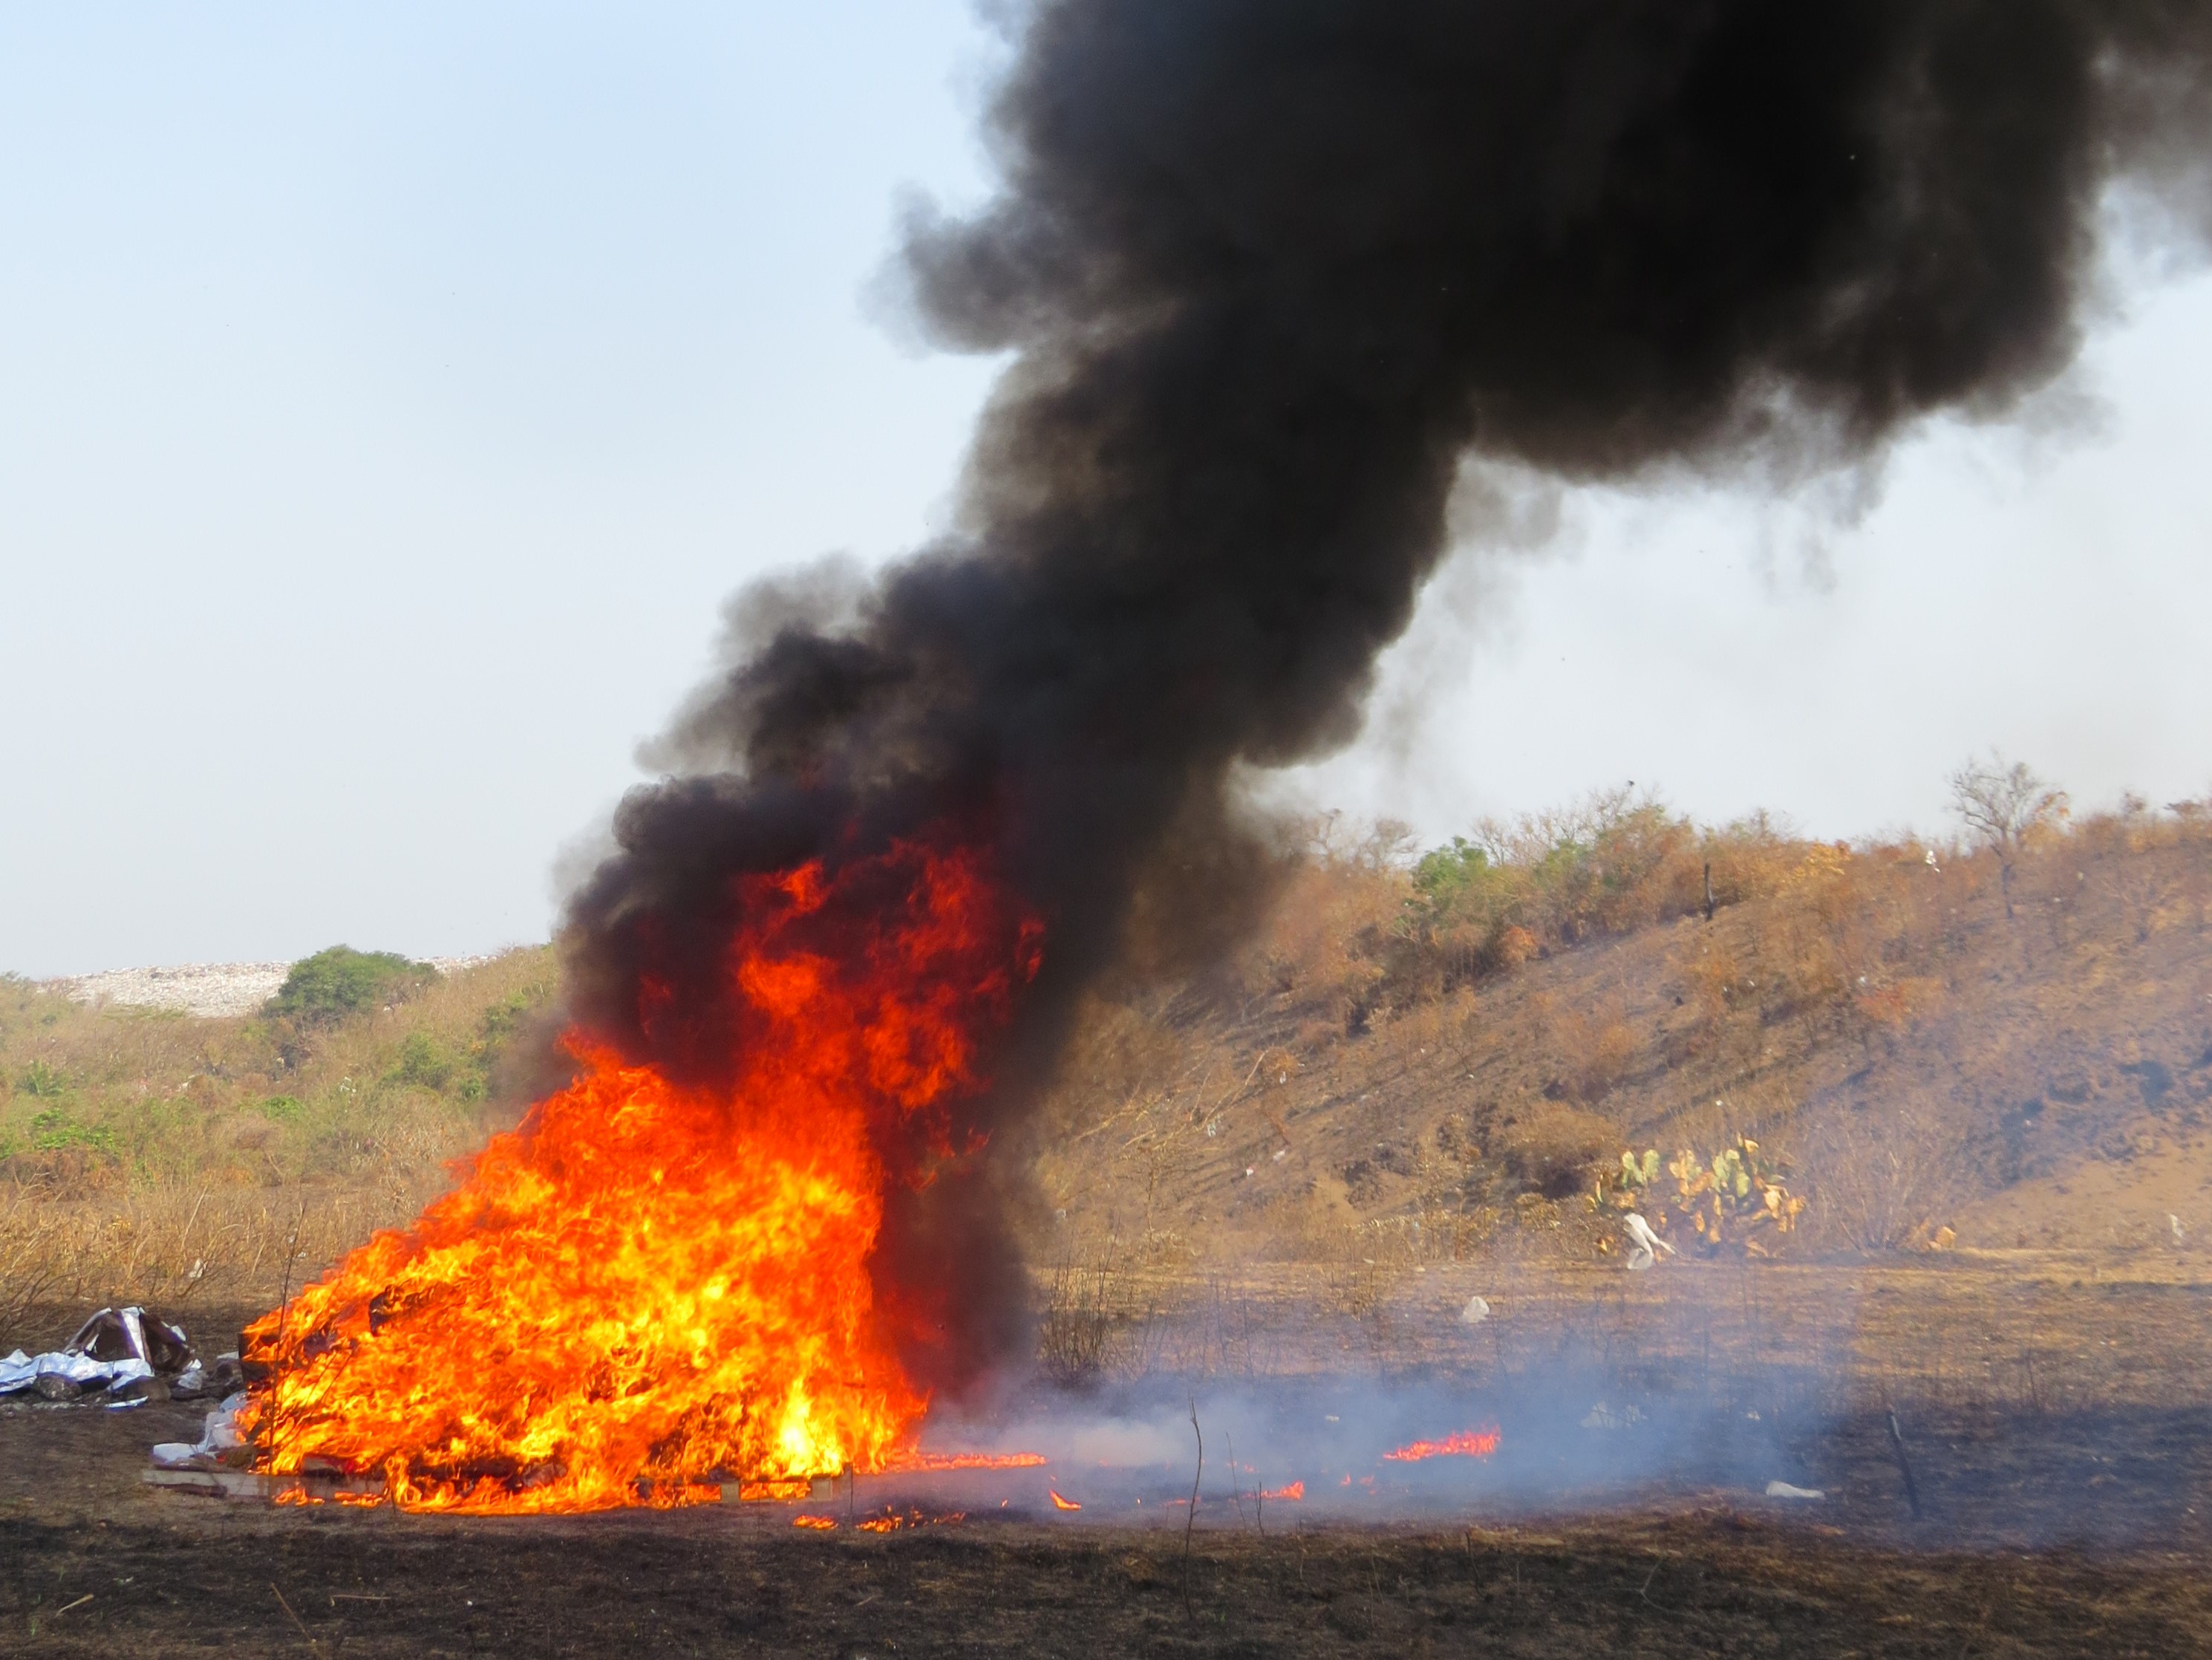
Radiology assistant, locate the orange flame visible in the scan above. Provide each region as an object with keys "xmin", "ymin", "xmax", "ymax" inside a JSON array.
[
  {"xmin": 240, "ymin": 836, "xmax": 1040, "ymax": 1514},
  {"xmin": 857, "ymin": 1506, "xmax": 966, "ymax": 1532},
  {"xmin": 1380, "ymin": 1427, "xmax": 1501, "ymax": 1462},
  {"xmin": 890, "ymin": 1451, "xmax": 1048, "ymax": 1471},
  {"xmin": 1048, "ymin": 1488, "xmax": 1082, "ymax": 1511},
  {"xmin": 1260, "ymin": 1481, "xmax": 1304, "ymax": 1501},
  {"xmin": 792, "ymin": 1514, "xmax": 838, "ymax": 1530}
]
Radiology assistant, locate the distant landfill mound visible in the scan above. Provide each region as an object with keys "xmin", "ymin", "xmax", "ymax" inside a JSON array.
[{"xmin": 52, "ymin": 957, "xmax": 497, "ymax": 1019}]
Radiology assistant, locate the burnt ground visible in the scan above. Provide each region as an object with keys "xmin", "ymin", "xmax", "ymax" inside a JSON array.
[{"xmin": 4, "ymin": 1387, "xmax": 2211, "ymax": 1657}]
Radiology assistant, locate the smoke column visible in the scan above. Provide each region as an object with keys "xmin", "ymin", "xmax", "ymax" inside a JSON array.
[{"xmin": 564, "ymin": 0, "xmax": 2212, "ymax": 1393}]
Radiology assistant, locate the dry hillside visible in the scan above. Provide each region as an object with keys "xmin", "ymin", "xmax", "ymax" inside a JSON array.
[
  {"xmin": 4, "ymin": 786, "xmax": 2208, "ymax": 1341},
  {"xmin": 1024, "ymin": 792, "xmax": 2212, "ymax": 1274}
]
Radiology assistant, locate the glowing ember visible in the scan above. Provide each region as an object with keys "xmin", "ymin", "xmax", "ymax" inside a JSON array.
[
  {"xmin": 857, "ymin": 1506, "xmax": 966, "ymax": 1533},
  {"xmin": 1047, "ymin": 1488, "xmax": 1082, "ymax": 1511},
  {"xmin": 240, "ymin": 836, "xmax": 1040, "ymax": 1513},
  {"xmin": 1381, "ymin": 1427, "xmax": 1501, "ymax": 1463},
  {"xmin": 1260, "ymin": 1481, "xmax": 1304, "ymax": 1501}
]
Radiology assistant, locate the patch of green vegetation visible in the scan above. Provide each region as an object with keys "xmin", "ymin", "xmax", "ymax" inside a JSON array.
[
  {"xmin": 258, "ymin": 1095, "xmax": 304, "ymax": 1121},
  {"xmin": 16, "ymin": 1058, "xmax": 65, "ymax": 1098},
  {"xmin": 391, "ymin": 1032, "xmax": 455, "ymax": 1093},
  {"xmin": 28, "ymin": 1107, "xmax": 114, "ymax": 1154},
  {"xmin": 265, "ymin": 946, "xmax": 440, "ymax": 1026},
  {"xmin": 479, "ymin": 990, "xmax": 539, "ymax": 1044}
]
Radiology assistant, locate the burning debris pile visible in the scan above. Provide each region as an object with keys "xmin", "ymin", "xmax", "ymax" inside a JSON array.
[
  {"xmin": 243, "ymin": 841, "xmax": 1038, "ymax": 1511},
  {"xmin": 214, "ymin": 0, "xmax": 2212, "ymax": 1512}
]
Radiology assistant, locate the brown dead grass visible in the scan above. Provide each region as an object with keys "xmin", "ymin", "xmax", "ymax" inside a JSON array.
[
  {"xmin": 1031, "ymin": 795, "xmax": 2212, "ymax": 1285},
  {"xmin": 0, "ymin": 948, "xmax": 559, "ymax": 1329}
]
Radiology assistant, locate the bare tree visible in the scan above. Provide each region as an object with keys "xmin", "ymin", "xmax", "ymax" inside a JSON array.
[{"xmin": 1947, "ymin": 752, "xmax": 2068, "ymax": 919}]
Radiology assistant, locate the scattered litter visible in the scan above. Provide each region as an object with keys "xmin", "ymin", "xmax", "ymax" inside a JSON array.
[
  {"xmin": 1, "ymin": 1306, "xmax": 201, "ymax": 1405},
  {"xmin": 1581, "ymin": 1402, "xmax": 1645, "ymax": 1430},
  {"xmin": 1765, "ymin": 1481, "xmax": 1826, "ymax": 1500},
  {"xmin": 151, "ymin": 1393, "xmax": 250, "ymax": 1471},
  {"xmin": 1458, "ymin": 1295, "xmax": 1491, "ymax": 1326}
]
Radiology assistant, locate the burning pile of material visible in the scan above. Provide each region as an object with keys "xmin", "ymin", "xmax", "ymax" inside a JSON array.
[
  {"xmin": 221, "ymin": 0, "xmax": 2212, "ymax": 1511},
  {"xmin": 242, "ymin": 839, "xmax": 1038, "ymax": 1511}
]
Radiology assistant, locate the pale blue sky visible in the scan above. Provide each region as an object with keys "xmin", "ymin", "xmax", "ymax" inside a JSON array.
[{"xmin": 6, "ymin": 7, "xmax": 2210, "ymax": 977}]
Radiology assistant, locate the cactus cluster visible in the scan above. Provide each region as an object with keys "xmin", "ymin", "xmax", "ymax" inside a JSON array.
[{"xmin": 1593, "ymin": 1135, "xmax": 1806, "ymax": 1257}]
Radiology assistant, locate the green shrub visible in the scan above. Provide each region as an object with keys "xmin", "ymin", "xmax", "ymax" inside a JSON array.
[
  {"xmin": 391, "ymin": 1032, "xmax": 455, "ymax": 1093},
  {"xmin": 29, "ymin": 1107, "xmax": 114, "ymax": 1154},
  {"xmin": 265, "ymin": 946, "xmax": 440, "ymax": 1026},
  {"xmin": 18, "ymin": 1058, "xmax": 65, "ymax": 1098},
  {"xmin": 258, "ymin": 1095, "xmax": 304, "ymax": 1122}
]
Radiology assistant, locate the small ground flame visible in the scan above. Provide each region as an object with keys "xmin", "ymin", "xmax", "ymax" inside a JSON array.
[
  {"xmin": 857, "ymin": 1506, "xmax": 967, "ymax": 1533},
  {"xmin": 1260, "ymin": 1481, "xmax": 1304, "ymax": 1501},
  {"xmin": 892, "ymin": 1451, "xmax": 1048, "ymax": 1471},
  {"xmin": 1048, "ymin": 1488, "xmax": 1082, "ymax": 1511},
  {"xmin": 1381, "ymin": 1428, "xmax": 1502, "ymax": 1463}
]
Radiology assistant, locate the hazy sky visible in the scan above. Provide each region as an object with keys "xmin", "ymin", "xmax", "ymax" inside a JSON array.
[{"xmin": 5, "ymin": 5, "xmax": 2210, "ymax": 978}]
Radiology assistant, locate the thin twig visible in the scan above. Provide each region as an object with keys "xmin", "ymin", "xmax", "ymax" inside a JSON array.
[
  {"xmin": 270, "ymin": 1581, "xmax": 318, "ymax": 1652},
  {"xmin": 267, "ymin": 1197, "xmax": 307, "ymax": 1470},
  {"xmin": 1885, "ymin": 1407, "xmax": 1923, "ymax": 1519},
  {"xmin": 1181, "ymin": 1397, "xmax": 1203, "ymax": 1622},
  {"xmin": 54, "ymin": 1593, "xmax": 94, "ymax": 1616}
]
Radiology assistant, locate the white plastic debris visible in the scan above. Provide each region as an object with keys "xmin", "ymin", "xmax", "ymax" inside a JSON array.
[
  {"xmin": 1765, "ymin": 1481, "xmax": 1826, "ymax": 1500},
  {"xmin": 1458, "ymin": 1295, "xmax": 1491, "ymax": 1326},
  {"xmin": 2172, "ymin": 1214, "xmax": 2187, "ymax": 1245},
  {"xmin": 151, "ymin": 1394, "xmax": 247, "ymax": 1470},
  {"xmin": 1623, "ymin": 1213, "xmax": 1676, "ymax": 1270}
]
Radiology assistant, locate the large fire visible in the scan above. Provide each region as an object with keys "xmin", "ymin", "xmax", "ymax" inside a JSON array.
[{"xmin": 241, "ymin": 835, "xmax": 1040, "ymax": 1513}]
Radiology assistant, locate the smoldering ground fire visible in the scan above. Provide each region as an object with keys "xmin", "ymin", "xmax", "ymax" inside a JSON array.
[{"xmin": 241, "ymin": 1, "xmax": 2212, "ymax": 1511}]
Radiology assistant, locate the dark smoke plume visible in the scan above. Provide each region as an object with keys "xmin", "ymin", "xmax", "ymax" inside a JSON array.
[{"xmin": 565, "ymin": 0, "xmax": 2212, "ymax": 1391}]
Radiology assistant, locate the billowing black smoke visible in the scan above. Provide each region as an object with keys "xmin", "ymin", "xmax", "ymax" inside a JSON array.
[{"xmin": 564, "ymin": 0, "xmax": 2212, "ymax": 1391}]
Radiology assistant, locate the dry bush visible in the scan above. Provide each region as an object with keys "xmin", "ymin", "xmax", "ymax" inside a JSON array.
[
  {"xmin": 1034, "ymin": 1252, "xmax": 1171, "ymax": 1384},
  {"xmin": 1493, "ymin": 1102, "xmax": 1619, "ymax": 1199},
  {"xmin": 1238, "ymin": 847, "xmax": 1409, "ymax": 1033},
  {"xmin": 1799, "ymin": 1099, "xmax": 1968, "ymax": 1253},
  {"xmin": 0, "ymin": 1188, "xmax": 68, "ymax": 1332},
  {"xmin": 1541, "ymin": 999, "xmax": 1639, "ymax": 1103}
]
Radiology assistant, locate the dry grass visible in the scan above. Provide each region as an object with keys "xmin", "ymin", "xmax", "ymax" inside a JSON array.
[
  {"xmin": 9, "ymin": 785, "xmax": 2209, "ymax": 1399},
  {"xmin": 0, "ymin": 948, "xmax": 559, "ymax": 1339},
  {"xmin": 1034, "ymin": 789, "xmax": 2212, "ymax": 1289}
]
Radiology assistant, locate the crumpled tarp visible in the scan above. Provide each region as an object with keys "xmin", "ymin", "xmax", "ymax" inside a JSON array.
[{"xmin": 0, "ymin": 1304, "xmax": 195, "ymax": 1399}]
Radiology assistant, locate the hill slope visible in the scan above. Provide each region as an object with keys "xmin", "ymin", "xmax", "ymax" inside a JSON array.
[{"xmin": 1026, "ymin": 808, "xmax": 2212, "ymax": 1266}]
